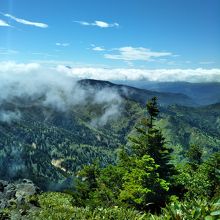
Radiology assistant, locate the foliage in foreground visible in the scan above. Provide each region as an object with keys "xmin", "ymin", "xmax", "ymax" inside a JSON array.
[
  {"xmin": 26, "ymin": 192, "xmax": 147, "ymax": 220},
  {"xmin": 2, "ymin": 192, "xmax": 219, "ymax": 220},
  {"xmin": 160, "ymin": 198, "xmax": 220, "ymax": 220}
]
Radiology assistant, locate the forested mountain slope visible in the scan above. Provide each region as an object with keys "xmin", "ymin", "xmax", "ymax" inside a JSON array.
[
  {"xmin": 0, "ymin": 79, "xmax": 219, "ymax": 189},
  {"xmin": 158, "ymin": 103, "xmax": 220, "ymax": 159}
]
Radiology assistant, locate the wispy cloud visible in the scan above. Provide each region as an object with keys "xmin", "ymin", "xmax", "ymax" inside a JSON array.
[
  {"xmin": 74, "ymin": 20, "xmax": 119, "ymax": 28},
  {"xmin": 90, "ymin": 44, "xmax": 106, "ymax": 51},
  {"xmin": 56, "ymin": 43, "xmax": 70, "ymax": 47},
  {"xmin": 92, "ymin": 47, "xmax": 105, "ymax": 51},
  {"xmin": 104, "ymin": 47, "xmax": 172, "ymax": 61},
  {"xmin": 3, "ymin": 13, "xmax": 48, "ymax": 28},
  {"xmin": 0, "ymin": 19, "xmax": 10, "ymax": 27}
]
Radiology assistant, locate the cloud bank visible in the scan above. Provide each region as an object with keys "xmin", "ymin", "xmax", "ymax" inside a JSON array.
[
  {"xmin": 3, "ymin": 13, "xmax": 48, "ymax": 28},
  {"xmin": 56, "ymin": 65, "xmax": 220, "ymax": 83},
  {"xmin": 1, "ymin": 61, "xmax": 220, "ymax": 122},
  {"xmin": 74, "ymin": 20, "xmax": 119, "ymax": 28},
  {"xmin": 1, "ymin": 61, "xmax": 220, "ymax": 83}
]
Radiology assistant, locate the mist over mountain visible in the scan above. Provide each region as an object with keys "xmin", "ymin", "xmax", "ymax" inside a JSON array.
[
  {"xmin": 79, "ymin": 79, "xmax": 195, "ymax": 106},
  {"xmin": 0, "ymin": 68, "xmax": 123, "ymax": 125},
  {"xmin": 0, "ymin": 64, "xmax": 195, "ymax": 123}
]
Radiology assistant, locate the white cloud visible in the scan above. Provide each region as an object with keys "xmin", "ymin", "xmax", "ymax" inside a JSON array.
[
  {"xmin": 56, "ymin": 43, "xmax": 70, "ymax": 47},
  {"xmin": 56, "ymin": 65, "xmax": 220, "ymax": 82},
  {"xmin": 0, "ymin": 61, "xmax": 219, "ymax": 125},
  {"xmin": 94, "ymin": 21, "xmax": 119, "ymax": 28},
  {"xmin": 0, "ymin": 61, "xmax": 219, "ymax": 83},
  {"xmin": 104, "ymin": 47, "xmax": 172, "ymax": 61},
  {"xmin": 0, "ymin": 61, "xmax": 122, "ymax": 124},
  {"xmin": 0, "ymin": 19, "xmax": 10, "ymax": 27},
  {"xmin": 3, "ymin": 13, "xmax": 48, "ymax": 28},
  {"xmin": 74, "ymin": 20, "xmax": 119, "ymax": 28},
  {"xmin": 76, "ymin": 21, "xmax": 90, "ymax": 26},
  {"xmin": 0, "ymin": 61, "xmax": 40, "ymax": 73},
  {"xmin": 92, "ymin": 46, "xmax": 105, "ymax": 51}
]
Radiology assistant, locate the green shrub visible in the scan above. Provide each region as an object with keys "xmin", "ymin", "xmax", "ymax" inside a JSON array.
[
  {"xmin": 159, "ymin": 199, "xmax": 220, "ymax": 220},
  {"xmin": 27, "ymin": 192, "xmax": 148, "ymax": 220}
]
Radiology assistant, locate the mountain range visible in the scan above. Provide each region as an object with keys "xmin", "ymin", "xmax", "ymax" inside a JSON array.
[{"xmin": 0, "ymin": 79, "xmax": 219, "ymax": 189}]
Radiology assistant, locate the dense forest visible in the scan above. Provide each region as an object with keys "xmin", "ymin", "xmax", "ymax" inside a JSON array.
[{"xmin": 0, "ymin": 94, "xmax": 219, "ymax": 219}]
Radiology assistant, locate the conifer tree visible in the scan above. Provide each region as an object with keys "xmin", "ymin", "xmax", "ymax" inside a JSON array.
[
  {"xmin": 73, "ymin": 162, "xmax": 100, "ymax": 206},
  {"xmin": 118, "ymin": 97, "xmax": 176, "ymax": 210},
  {"xmin": 129, "ymin": 97, "xmax": 175, "ymax": 181}
]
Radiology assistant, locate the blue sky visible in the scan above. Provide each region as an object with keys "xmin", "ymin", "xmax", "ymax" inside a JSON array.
[{"xmin": 0, "ymin": 0, "xmax": 220, "ymax": 71}]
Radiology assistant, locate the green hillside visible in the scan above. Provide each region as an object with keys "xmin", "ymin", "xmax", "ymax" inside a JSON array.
[
  {"xmin": 0, "ymin": 98, "xmax": 142, "ymax": 189},
  {"xmin": 158, "ymin": 104, "xmax": 220, "ymax": 160},
  {"xmin": 1, "ymin": 96, "xmax": 219, "ymax": 220},
  {"xmin": 0, "ymin": 103, "xmax": 219, "ymax": 190},
  {"xmin": 0, "ymin": 80, "xmax": 219, "ymax": 190}
]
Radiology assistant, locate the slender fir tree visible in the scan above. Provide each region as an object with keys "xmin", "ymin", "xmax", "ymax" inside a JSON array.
[{"xmin": 129, "ymin": 97, "xmax": 175, "ymax": 181}]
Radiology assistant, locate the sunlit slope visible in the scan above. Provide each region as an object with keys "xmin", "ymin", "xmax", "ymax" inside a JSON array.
[{"xmin": 157, "ymin": 103, "xmax": 220, "ymax": 157}]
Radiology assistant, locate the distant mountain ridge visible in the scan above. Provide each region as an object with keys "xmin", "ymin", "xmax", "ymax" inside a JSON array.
[
  {"xmin": 78, "ymin": 79, "xmax": 195, "ymax": 106},
  {"xmin": 113, "ymin": 80, "xmax": 220, "ymax": 105}
]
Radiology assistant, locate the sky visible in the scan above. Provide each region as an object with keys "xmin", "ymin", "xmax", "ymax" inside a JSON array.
[{"xmin": 0, "ymin": 0, "xmax": 220, "ymax": 82}]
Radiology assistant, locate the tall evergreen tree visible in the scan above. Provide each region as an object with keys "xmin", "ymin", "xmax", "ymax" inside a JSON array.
[
  {"xmin": 118, "ymin": 97, "xmax": 176, "ymax": 210},
  {"xmin": 73, "ymin": 161, "xmax": 100, "ymax": 207},
  {"xmin": 129, "ymin": 97, "xmax": 175, "ymax": 181}
]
